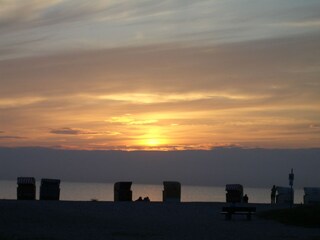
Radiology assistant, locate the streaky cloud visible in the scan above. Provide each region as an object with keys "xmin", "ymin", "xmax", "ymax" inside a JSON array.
[
  {"xmin": 1, "ymin": 0, "xmax": 320, "ymax": 59},
  {"xmin": 50, "ymin": 127, "xmax": 106, "ymax": 135},
  {"xmin": 0, "ymin": 135, "xmax": 26, "ymax": 139}
]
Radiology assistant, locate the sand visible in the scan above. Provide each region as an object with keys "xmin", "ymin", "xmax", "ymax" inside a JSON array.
[{"xmin": 0, "ymin": 200, "xmax": 319, "ymax": 240}]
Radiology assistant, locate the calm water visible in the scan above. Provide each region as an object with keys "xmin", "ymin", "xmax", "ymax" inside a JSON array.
[{"xmin": 0, "ymin": 180, "xmax": 305, "ymax": 203}]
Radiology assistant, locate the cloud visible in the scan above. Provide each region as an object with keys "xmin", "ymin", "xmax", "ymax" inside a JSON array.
[
  {"xmin": 0, "ymin": 97, "xmax": 45, "ymax": 109},
  {"xmin": 50, "ymin": 127, "xmax": 120, "ymax": 136},
  {"xmin": 0, "ymin": 0, "xmax": 108, "ymax": 31},
  {"xmin": 1, "ymin": 0, "xmax": 320, "ymax": 60},
  {"xmin": 0, "ymin": 129, "xmax": 25, "ymax": 140},
  {"xmin": 309, "ymin": 124, "xmax": 320, "ymax": 129},
  {"xmin": 277, "ymin": 20, "xmax": 320, "ymax": 28},
  {"xmin": 2, "ymin": 0, "xmax": 319, "ymax": 34},
  {"xmin": 0, "ymin": 0, "xmax": 60, "ymax": 31},
  {"xmin": 1, "ymin": 147, "xmax": 320, "ymax": 187},
  {"xmin": 107, "ymin": 115, "xmax": 158, "ymax": 125},
  {"xmin": 50, "ymin": 127, "xmax": 98, "ymax": 135},
  {"xmin": 1, "ymin": 31, "xmax": 319, "ymax": 149},
  {"xmin": 0, "ymin": 0, "xmax": 112, "ymax": 59},
  {"xmin": 0, "ymin": 135, "xmax": 26, "ymax": 139},
  {"xmin": 1, "ymin": 32, "xmax": 319, "ymax": 102}
]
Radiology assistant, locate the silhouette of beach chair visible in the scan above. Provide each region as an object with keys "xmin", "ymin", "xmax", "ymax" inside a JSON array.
[
  {"xmin": 276, "ymin": 186, "xmax": 293, "ymax": 204},
  {"xmin": 163, "ymin": 181, "xmax": 181, "ymax": 202},
  {"xmin": 225, "ymin": 184, "xmax": 243, "ymax": 203},
  {"xmin": 114, "ymin": 182, "xmax": 132, "ymax": 201},
  {"xmin": 17, "ymin": 177, "xmax": 36, "ymax": 200},
  {"xmin": 40, "ymin": 178, "xmax": 61, "ymax": 200},
  {"xmin": 304, "ymin": 187, "xmax": 320, "ymax": 204}
]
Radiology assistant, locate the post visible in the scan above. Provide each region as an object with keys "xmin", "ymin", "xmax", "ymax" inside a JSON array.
[{"xmin": 289, "ymin": 168, "xmax": 294, "ymax": 208}]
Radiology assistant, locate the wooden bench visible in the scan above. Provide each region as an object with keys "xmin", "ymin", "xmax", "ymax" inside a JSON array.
[{"xmin": 221, "ymin": 206, "xmax": 256, "ymax": 220}]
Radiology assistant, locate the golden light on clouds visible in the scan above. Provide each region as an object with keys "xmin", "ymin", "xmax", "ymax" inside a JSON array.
[
  {"xmin": 0, "ymin": 97, "xmax": 45, "ymax": 108},
  {"xmin": 96, "ymin": 92, "xmax": 257, "ymax": 104},
  {"xmin": 107, "ymin": 114, "xmax": 158, "ymax": 125}
]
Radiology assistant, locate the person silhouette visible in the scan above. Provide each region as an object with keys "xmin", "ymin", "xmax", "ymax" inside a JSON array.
[
  {"xmin": 243, "ymin": 194, "xmax": 249, "ymax": 203},
  {"xmin": 143, "ymin": 196, "xmax": 150, "ymax": 202}
]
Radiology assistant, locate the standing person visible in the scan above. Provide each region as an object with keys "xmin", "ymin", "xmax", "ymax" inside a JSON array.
[
  {"xmin": 271, "ymin": 185, "xmax": 277, "ymax": 204},
  {"xmin": 243, "ymin": 194, "xmax": 249, "ymax": 203}
]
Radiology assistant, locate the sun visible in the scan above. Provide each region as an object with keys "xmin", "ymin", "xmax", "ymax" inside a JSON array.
[
  {"xmin": 145, "ymin": 138, "xmax": 163, "ymax": 146},
  {"xmin": 137, "ymin": 128, "xmax": 169, "ymax": 148},
  {"xmin": 140, "ymin": 137, "xmax": 167, "ymax": 147}
]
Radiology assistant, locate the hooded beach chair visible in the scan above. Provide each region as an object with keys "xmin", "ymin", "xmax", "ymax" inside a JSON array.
[
  {"xmin": 40, "ymin": 178, "xmax": 61, "ymax": 200},
  {"xmin": 276, "ymin": 186, "xmax": 293, "ymax": 204},
  {"xmin": 163, "ymin": 181, "xmax": 181, "ymax": 202},
  {"xmin": 304, "ymin": 187, "xmax": 320, "ymax": 204},
  {"xmin": 17, "ymin": 177, "xmax": 36, "ymax": 200},
  {"xmin": 225, "ymin": 184, "xmax": 243, "ymax": 203},
  {"xmin": 114, "ymin": 182, "xmax": 132, "ymax": 201}
]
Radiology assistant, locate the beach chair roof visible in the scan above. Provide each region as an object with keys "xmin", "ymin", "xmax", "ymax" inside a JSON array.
[
  {"xmin": 41, "ymin": 178, "xmax": 61, "ymax": 184},
  {"xmin": 225, "ymin": 184, "xmax": 243, "ymax": 191},
  {"xmin": 17, "ymin": 177, "xmax": 35, "ymax": 185},
  {"xmin": 163, "ymin": 181, "xmax": 181, "ymax": 186},
  {"xmin": 114, "ymin": 182, "xmax": 132, "ymax": 190},
  {"xmin": 163, "ymin": 181, "xmax": 181, "ymax": 191}
]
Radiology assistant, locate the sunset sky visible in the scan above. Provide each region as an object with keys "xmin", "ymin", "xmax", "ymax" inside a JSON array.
[{"xmin": 1, "ymin": 0, "xmax": 320, "ymax": 150}]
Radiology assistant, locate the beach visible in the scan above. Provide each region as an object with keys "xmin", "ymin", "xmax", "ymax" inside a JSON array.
[{"xmin": 0, "ymin": 200, "xmax": 319, "ymax": 240}]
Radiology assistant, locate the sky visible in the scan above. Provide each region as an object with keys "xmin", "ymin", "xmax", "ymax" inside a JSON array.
[{"xmin": 1, "ymin": 0, "xmax": 320, "ymax": 151}]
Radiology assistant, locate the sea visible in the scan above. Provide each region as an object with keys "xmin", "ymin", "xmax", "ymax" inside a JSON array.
[{"xmin": 0, "ymin": 180, "xmax": 305, "ymax": 204}]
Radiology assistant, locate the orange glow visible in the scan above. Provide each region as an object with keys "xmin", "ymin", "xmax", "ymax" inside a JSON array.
[
  {"xmin": 137, "ymin": 128, "xmax": 169, "ymax": 147},
  {"xmin": 145, "ymin": 138, "xmax": 161, "ymax": 146}
]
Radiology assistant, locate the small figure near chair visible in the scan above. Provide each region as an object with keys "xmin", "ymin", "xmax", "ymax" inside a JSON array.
[{"xmin": 243, "ymin": 194, "xmax": 249, "ymax": 203}]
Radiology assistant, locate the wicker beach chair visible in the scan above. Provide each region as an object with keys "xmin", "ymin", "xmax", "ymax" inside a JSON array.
[
  {"xmin": 276, "ymin": 186, "xmax": 293, "ymax": 204},
  {"xmin": 163, "ymin": 181, "xmax": 181, "ymax": 202},
  {"xmin": 40, "ymin": 178, "xmax": 61, "ymax": 200},
  {"xmin": 225, "ymin": 184, "xmax": 243, "ymax": 203},
  {"xmin": 114, "ymin": 182, "xmax": 132, "ymax": 201},
  {"xmin": 304, "ymin": 187, "xmax": 320, "ymax": 204},
  {"xmin": 17, "ymin": 177, "xmax": 36, "ymax": 200}
]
